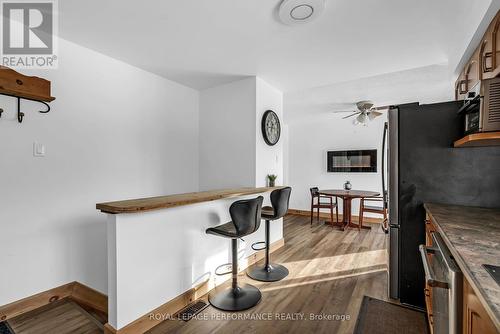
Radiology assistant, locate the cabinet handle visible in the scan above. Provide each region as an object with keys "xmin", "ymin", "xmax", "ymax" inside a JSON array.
[
  {"xmin": 458, "ymin": 80, "xmax": 468, "ymax": 94},
  {"xmin": 483, "ymin": 52, "xmax": 493, "ymax": 72}
]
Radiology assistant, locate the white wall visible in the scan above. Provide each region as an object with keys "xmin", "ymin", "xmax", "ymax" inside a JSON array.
[
  {"xmin": 199, "ymin": 76, "xmax": 284, "ymax": 190},
  {"xmin": 199, "ymin": 78, "xmax": 256, "ymax": 190},
  {"xmin": 255, "ymin": 78, "xmax": 283, "ymax": 187},
  {"xmin": 287, "ymin": 114, "xmax": 386, "ymax": 216},
  {"xmin": 0, "ymin": 38, "xmax": 199, "ymax": 305}
]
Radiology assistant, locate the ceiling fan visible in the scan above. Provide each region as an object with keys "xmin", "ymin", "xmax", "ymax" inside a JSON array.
[{"xmin": 331, "ymin": 100, "xmax": 389, "ymax": 125}]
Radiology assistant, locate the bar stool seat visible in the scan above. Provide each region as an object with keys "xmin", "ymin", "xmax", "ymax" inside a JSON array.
[
  {"xmin": 206, "ymin": 222, "xmax": 238, "ymax": 238},
  {"xmin": 261, "ymin": 206, "xmax": 274, "ymax": 218},
  {"xmin": 247, "ymin": 187, "xmax": 292, "ymax": 282},
  {"xmin": 206, "ymin": 196, "xmax": 263, "ymax": 312}
]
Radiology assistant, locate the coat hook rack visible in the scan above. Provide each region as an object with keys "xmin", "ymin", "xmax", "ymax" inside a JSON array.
[
  {"xmin": 10, "ymin": 96, "xmax": 52, "ymax": 123},
  {"xmin": 0, "ymin": 65, "xmax": 55, "ymax": 124}
]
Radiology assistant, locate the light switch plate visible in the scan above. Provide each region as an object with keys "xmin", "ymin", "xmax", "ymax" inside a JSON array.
[{"xmin": 33, "ymin": 142, "xmax": 45, "ymax": 157}]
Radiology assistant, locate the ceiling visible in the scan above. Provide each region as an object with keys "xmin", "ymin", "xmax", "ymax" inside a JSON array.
[
  {"xmin": 284, "ymin": 63, "xmax": 453, "ymax": 122},
  {"xmin": 59, "ymin": 0, "xmax": 493, "ymax": 91}
]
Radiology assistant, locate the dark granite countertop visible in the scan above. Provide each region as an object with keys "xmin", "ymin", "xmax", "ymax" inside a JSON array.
[{"xmin": 424, "ymin": 203, "xmax": 500, "ymax": 331}]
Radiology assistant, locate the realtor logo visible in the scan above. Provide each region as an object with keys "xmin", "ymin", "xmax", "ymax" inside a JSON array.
[{"xmin": 1, "ymin": 0, "xmax": 58, "ymax": 68}]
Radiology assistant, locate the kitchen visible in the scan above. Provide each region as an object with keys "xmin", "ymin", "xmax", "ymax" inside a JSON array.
[{"xmin": 0, "ymin": 1, "xmax": 500, "ymax": 334}]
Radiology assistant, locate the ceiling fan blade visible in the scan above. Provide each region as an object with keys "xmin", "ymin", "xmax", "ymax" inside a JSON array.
[
  {"xmin": 368, "ymin": 110, "xmax": 383, "ymax": 121},
  {"xmin": 371, "ymin": 105, "xmax": 390, "ymax": 111},
  {"xmin": 332, "ymin": 110, "xmax": 356, "ymax": 114},
  {"xmin": 342, "ymin": 111, "xmax": 362, "ymax": 119},
  {"xmin": 327, "ymin": 102, "xmax": 357, "ymax": 110}
]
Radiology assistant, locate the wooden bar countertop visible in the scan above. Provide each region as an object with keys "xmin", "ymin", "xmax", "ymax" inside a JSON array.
[{"xmin": 96, "ymin": 186, "xmax": 283, "ymax": 214}]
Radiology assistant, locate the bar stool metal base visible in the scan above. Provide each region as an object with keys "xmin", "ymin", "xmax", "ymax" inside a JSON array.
[
  {"xmin": 247, "ymin": 263, "xmax": 289, "ymax": 282},
  {"xmin": 208, "ymin": 284, "xmax": 262, "ymax": 311}
]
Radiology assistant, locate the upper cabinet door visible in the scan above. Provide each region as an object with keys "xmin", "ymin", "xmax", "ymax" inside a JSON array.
[
  {"xmin": 455, "ymin": 10, "xmax": 500, "ymax": 99},
  {"xmin": 480, "ymin": 18, "xmax": 494, "ymax": 79},
  {"xmin": 456, "ymin": 49, "xmax": 480, "ymax": 100},
  {"xmin": 493, "ymin": 14, "xmax": 500, "ymax": 77},
  {"xmin": 455, "ymin": 69, "xmax": 468, "ymax": 101},
  {"xmin": 466, "ymin": 48, "xmax": 481, "ymax": 91}
]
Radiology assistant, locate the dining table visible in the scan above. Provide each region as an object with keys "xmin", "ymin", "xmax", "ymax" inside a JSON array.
[{"xmin": 318, "ymin": 189, "xmax": 380, "ymax": 231}]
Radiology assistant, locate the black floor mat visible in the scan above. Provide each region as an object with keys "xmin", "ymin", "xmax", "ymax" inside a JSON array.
[
  {"xmin": 354, "ymin": 296, "xmax": 429, "ymax": 334},
  {"xmin": 0, "ymin": 322, "xmax": 14, "ymax": 334}
]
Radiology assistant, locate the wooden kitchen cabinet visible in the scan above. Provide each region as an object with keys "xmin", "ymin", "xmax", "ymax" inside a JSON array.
[
  {"xmin": 424, "ymin": 215, "xmax": 436, "ymax": 334},
  {"xmin": 491, "ymin": 12, "xmax": 500, "ymax": 78},
  {"xmin": 455, "ymin": 10, "xmax": 500, "ymax": 99},
  {"xmin": 479, "ymin": 11, "xmax": 500, "ymax": 79},
  {"xmin": 480, "ymin": 22, "xmax": 494, "ymax": 79},
  {"xmin": 463, "ymin": 279, "xmax": 497, "ymax": 334},
  {"xmin": 465, "ymin": 48, "xmax": 481, "ymax": 91},
  {"xmin": 455, "ymin": 69, "xmax": 468, "ymax": 100},
  {"xmin": 425, "ymin": 216, "xmax": 436, "ymax": 247}
]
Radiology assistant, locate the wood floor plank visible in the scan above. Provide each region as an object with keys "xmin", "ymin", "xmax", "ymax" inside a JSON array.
[
  {"xmin": 147, "ymin": 214, "xmax": 389, "ymax": 334},
  {"xmin": 7, "ymin": 299, "xmax": 102, "ymax": 334}
]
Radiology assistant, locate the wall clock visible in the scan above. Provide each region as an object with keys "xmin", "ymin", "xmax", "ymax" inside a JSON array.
[{"xmin": 261, "ymin": 110, "xmax": 281, "ymax": 146}]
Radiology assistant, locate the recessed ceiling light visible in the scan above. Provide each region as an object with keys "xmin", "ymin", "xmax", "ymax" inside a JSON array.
[{"xmin": 278, "ymin": 0, "xmax": 325, "ymax": 25}]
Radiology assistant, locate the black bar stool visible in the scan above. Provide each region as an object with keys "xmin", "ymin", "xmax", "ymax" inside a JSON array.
[
  {"xmin": 247, "ymin": 187, "xmax": 291, "ymax": 282},
  {"xmin": 205, "ymin": 196, "xmax": 263, "ymax": 311}
]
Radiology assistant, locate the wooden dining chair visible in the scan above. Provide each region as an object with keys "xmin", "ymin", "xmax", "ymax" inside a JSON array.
[
  {"xmin": 358, "ymin": 196, "xmax": 387, "ymax": 231},
  {"xmin": 310, "ymin": 187, "xmax": 338, "ymax": 226}
]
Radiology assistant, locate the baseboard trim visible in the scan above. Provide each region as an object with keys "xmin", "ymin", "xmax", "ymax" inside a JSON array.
[
  {"xmin": 105, "ymin": 237, "xmax": 286, "ymax": 334},
  {"xmin": 0, "ymin": 281, "xmax": 107, "ymax": 322},
  {"xmin": 71, "ymin": 281, "xmax": 108, "ymax": 314},
  {"xmin": 287, "ymin": 208, "xmax": 382, "ymax": 224}
]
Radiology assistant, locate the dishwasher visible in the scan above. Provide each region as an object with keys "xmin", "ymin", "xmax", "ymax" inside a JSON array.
[{"xmin": 419, "ymin": 231, "xmax": 463, "ymax": 334}]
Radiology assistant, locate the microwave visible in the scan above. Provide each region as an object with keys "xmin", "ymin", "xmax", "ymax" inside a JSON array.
[{"xmin": 461, "ymin": 78, "xmax": 500, "ymax": 134}]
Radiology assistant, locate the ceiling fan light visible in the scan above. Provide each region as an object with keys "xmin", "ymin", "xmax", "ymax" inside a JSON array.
[{"xmin": 356, "ymin": 113, "xmax": 368, "ymax": 124}]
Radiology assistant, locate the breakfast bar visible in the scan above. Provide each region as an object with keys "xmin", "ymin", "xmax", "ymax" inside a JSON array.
[{"xmin": 96, "ymin": 187, "xmax": 284, "ymax": 331}]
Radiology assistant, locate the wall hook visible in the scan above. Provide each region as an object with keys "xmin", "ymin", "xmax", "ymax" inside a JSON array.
[
  {"xmin": 2, "ymin": 96, "xmax": 51, "ymax": 123},
  {"xmin": 16, "ymin": 97, "xmax": 24, "ymax": 123},
  {"xmin": 38, "ymin": 101, "xmax": 51, "ymax": 114},
  {"xmin": 17, "ymin": 97, "xmax": 24, "ymax": 123}
]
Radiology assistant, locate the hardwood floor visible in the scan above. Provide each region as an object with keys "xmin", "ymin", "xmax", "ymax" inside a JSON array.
[
  {"xmin": 7, "ymin": 299, "xmax": 104, "ymax": 334},
  {"xmin": 147, "ymin": 214, "xmax": 388, "ymax": 334},
  {"xmin": 4, "ymin": 214, "xmax": 388, "ymax": 334}
]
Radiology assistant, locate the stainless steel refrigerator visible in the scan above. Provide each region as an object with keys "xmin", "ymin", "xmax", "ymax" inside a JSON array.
[{"xmin": 382, "ymin": 101, "xmax": 500, "ymax": 308}]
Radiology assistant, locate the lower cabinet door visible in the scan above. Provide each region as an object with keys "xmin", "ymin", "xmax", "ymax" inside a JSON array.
[{"xmin": 463, "ymin": 279, "xmax": 497, "ymax": 334}]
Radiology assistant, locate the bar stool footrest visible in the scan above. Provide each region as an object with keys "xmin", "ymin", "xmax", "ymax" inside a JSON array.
[
  {"xmin": 214, "ymin": 263, "xmax": 232, "ymax": 276},
  {"xmin": 251, "ymin": 241, "xmax": 267, "ymax": 251}
]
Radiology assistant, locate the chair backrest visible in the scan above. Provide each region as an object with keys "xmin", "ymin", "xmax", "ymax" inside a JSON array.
[
  {"xmin": 310, "ymin": 187, "xmax": 319, "ymax": 198},
  {"xmin": 270, "ymin": 187, "xmax": 292, "ymax": 219},
  {"xmin": 230, "ymin": 196, "xmax": 263, "ymax": 237}
]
